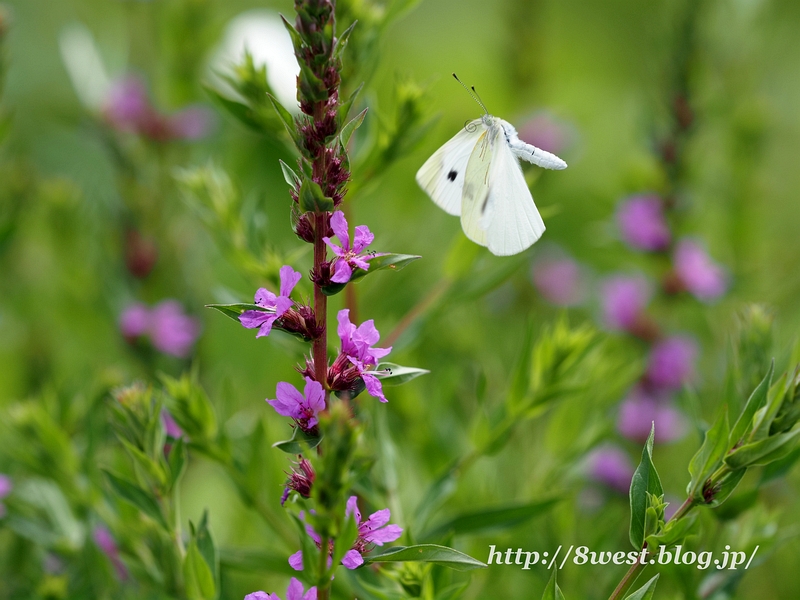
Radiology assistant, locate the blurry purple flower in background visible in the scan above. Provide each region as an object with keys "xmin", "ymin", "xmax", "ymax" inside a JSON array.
[
  {"xmin": 119, "ymin": 300, "xmax": 200, "ymax": 358},
  {"xmin": 267, "ymin": 378, "xmax": 326, "ymax": 434},
  {"xmin": 616, "ymin": 195, "xmax": 671, "ymax": 251},
  {"xmin": 161, "ymin": 410, "xmax": 183, "ymax": 439},
  {"xmin": 585, "ymin": 445, "xmax": 634, "ymax": 494},
  {"xmin": 168, "ymin": 106, "xmax": 216, "ymax": 140},
  {"xmin": 0, "ymin": 474, "xmax": 12, "ymax": 518},
  {"xmin": 245, "ymin": 578, "xmax": 317, "ymax": 600},
  {"xmin": 673, "ymin": 239, "xmax": 728, "ymax": 302},
  {"xmin": 646, "ymin": 335, "xmax": 698, "ymax": 391},
  {"xmin": 600, "ymin": 275, "xmax": 652, "ymax": 332},
  {"xmin": 617, "ymin": 385, "xmax": 686, "ymax": 444},
  {"xmin": 517, "ymin": 112, "xmax": 570, "ymax": 155},
  {"xmin": 323, "ymin": 211, "xmax": 375, "ymax": 284},
  {"xmin": 103, "ymin": 76, "xmax": 150, "ymax": 132},
  {"xmin": 531, "ymin": 251, "xmax": 587, "ymax": 306},
  {"xmin": 93, "ymin": 525, "xmax": 129, "ymax": 581}
]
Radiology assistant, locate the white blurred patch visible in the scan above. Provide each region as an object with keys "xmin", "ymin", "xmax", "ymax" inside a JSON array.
[
  {"xmin": 211, "ymin": 9, "xmax": 300, "ymax": 113},
  {"xmin": 58, "ymin": 22, "xmax": 111, "ymax": 111}
]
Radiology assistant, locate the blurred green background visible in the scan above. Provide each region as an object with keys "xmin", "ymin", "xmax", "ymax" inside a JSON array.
[{"xmin": 1, "ymin": 0, "xmax": 800, "ymax": 598}]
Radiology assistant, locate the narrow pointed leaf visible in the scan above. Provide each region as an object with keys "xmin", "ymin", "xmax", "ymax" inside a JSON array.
[
  {"xmin": 363, "ymin": 544, "xmax": 487, "ymax": 571},
  {"xmin": 541, "ymin": 567, "xmax": 566, "ymax": 600},
  {"xmin": 730, "ymin": 361, "xmax": 774, "ymax": 447},
  {"xmin": 374, "ymin": 363, "xmax": 430, "ymax": 387},
  {"xmin": 623, "ymin": 574, "xmax": 659, "ymax": 600},
  {"xmin": 321, "ymin": 253, "xmax": 422, "ymax": 295},
  {"xmin": 279, "ymin": 159, "xmax": 301, "ymax": 188},
  {"xmin": 687, "ymin": 410, "xmax": 729, "ymax": 497},
  {"xmin": 103, "ymin": 470, "xmax": 168, "ymax": 529},
  {"xmin": 629, "ymin": 425, "xmax": 663, "ymax": 549},
  {"xmin": 340, "ymin": 107, "xmax": 368, "ymax": 147},
  {"xmin": 299, "ymin": 178, "xmax": 335, "ymax": 213},
  {"xmin": 273, "ymin": 427, "xmax": 322, "ymax": 454}
]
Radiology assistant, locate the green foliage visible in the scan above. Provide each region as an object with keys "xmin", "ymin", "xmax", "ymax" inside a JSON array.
[
  {"xmin": 364, "ymin": 544, "xmax": 487, "ymax": 571},
  {"xmin": 629, "ymin": 426, "xmax": 664, "ymax": 550}
]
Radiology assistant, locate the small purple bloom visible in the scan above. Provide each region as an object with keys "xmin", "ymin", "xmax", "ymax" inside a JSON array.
[
  {"xmin": 600, "ymin": 275, "xmax": 652, "ymax": 331},
  {"xmin": 532, "ymin": 253, "xmax": 587, "ymax": 306},
  {"xmin": 168, "ymin": 106, "xmax": 215, "ymax": 140},
  {"xmin": 337, "ymin": 309, "xmax": 392, "ymax": 402},
  {"xmin": 267, "ymin": 378, "xmax": 326, "ymax": 433},
  {"xmin": 104, "ymin": 76, "xmax": 151, "ymax": 132},
  {"xmin": 282, "ymin": 457, "xmax": 315, "ymax": 505},
  {"xmin": 585, "ymin": 445, "xmax": 634, "ymax": 495},
  {"xmin": 150, "ymin": 301, "xmax": 201, "ymax": 358},
  {"xmin": 93, "ymin": 525, "xmax": 129, "ymax": 581},
  {"xmin": 617, "ymin": 386, "xmax": 686, "ymax": 444},
  {"xmin": 119, "ymin": 303, "xmax": 150, "ymax": 339},
  {"xmin": 616, "ymin": 195, "xmax": 671, "ymax": 251},
  {"xmin": 240, "ymin": 265, "xmax": 303, "ymax": 338},
  {"xmin": 323, "ymin": 211, "xmax": 374, "ymax": 284},
  {"xmin": 517, "ymin": 112, "xmax": 569, "ymax": 155},
  {"xmin": 0, "ymin": 473, "xmax": 11, "ymax": 519},
  {"xmin": 245, "ymin": 578, "xmax": 317, "ymax": 600},
  {"xmin": 161, "ymin": 410, "xmax": 183, "ymax": 439},
  {"xmin": 289, "ymin": 496, "xmax": 402, "ymax": 572},
  {"xmin": 674, "ymin": 239, "xmax": 728, "ymax": 302},
  {"xmin": 646, "ymin": 335, "xmax": 698, "ymax": 391}
]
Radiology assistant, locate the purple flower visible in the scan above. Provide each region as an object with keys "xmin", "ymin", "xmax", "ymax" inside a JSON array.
[
  {"xmin": 289, "ymin": 496, "xmax": 402, "ymax": 571},
  {"xmin": 282, "ymin": 457, "xmax": 315, "ymax": 505},
  {"xmin": 104, "ymin": 76, "xmax": 151, "ymax": 132},
  {"xmin": 168, "ymin": 106, "xmax": 215, "ymax": 140},
  {"xmin": 93, "ymin": 525, "xmax": 129, "ymax": 581},
  {"xmin": 600, "ymin": 275, "xmax": 652, "ymax": 332},
  {"xmin": 240, "ymin": 265, "xmax": 303, "ymax": 338},
  {"xmin": 245, "ymin": 578, "xmax": 317, "ymax": 600},
  {"xmin": 585, "ymin": 445, "xmax": 634, "ymax": 494},
  {"xmin": 646, "ymin": 335, "xmax": 698, "ymax": 391},
  {"xmin": 335, "ymin": 309, "xmax": 392, "ymax": 402},
  {"xmin": 161, "ymin": 410, "xmax": 183, "ymax": 439},
  {"xmin": 119, "ymin": 300, "xmax": 200, "ymax": 357},
  {"xmin": 517, "ymin": 112, "xmax": 569, "ymax": 155},
  {"xmin": 673, "ymin": 239, "xmax": 728, "ymax": 302},
  {"xmin": 150, "ymin": 301, "xmax": 201, "ymax": 358},
  {"xmin": 616, "ymin": 195, "xmax": 671, "ymax": 251},
  {"xmin": 267, "ymin": 378, "xmax": 326, "ymax": 433},
  {"xmin": 617, "ymin": 386, "xmax": 686, "ymax": 444},
  {"xmin": 323, "ymin": 211, "xmax": 374, "ymax": 284},
  {"xmin": 532, "ymin": 253, "xmax": 587, "ymax": 306},
  {"xmin": 0, "ymin": 474, "xmax": 11, "ymax": 519}
]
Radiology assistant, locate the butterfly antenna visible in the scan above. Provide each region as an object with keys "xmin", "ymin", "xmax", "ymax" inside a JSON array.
[{"xmin": 452, "ymin": 73, "xmax": 489, "ymax": 115}]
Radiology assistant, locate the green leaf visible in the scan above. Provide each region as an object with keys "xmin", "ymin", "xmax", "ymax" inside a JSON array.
[
  {"xmin": 279, "ymin": 160, "xmax": 301, "ymax": 189},
  {"xmin": 117, "ymin": 437, "xmax": 168, "ymax": 490},
  {"xmin": 707, "ymin": 468, "xmax": 747, "ymax": 508},
  {"xmin": 331, "ymin": 514, "xmax": 359, "ymax": 569},
  {"xmin": 267, "ymin": 92, "xmax": 300, "ymax": 147},
  {"xmin": 338, "ymin": 82, "xmax": 364, "ymax": 125},
  {"xmin": 206, "ymin": 303, "xmax": 262, "ymax": 322},
  {"xmin": 161, "ymin": 371, "xmax": 218, "ymax": 442},
  {"xmin": 646, "ymin": 512, "xmax": 697, "ymax": 548},
  {"xmin": 333, "ymin": 20, "xmax": 357, "ymax": 59},
  {"xmin": 724, "ymin": 428, "xmax": 800, "ymax": 469},
  {"xmin": 321, "ymin": 253, "xmax": 422, "ymax": 295},
  {"xmin": 374, "ymin": 362, "xmax": 430, "ymax": 387},
  {"xmin": 298, "ymin": 63, "xmax": 328, "ymax": 103},
  {"xmin": 340, "ymin": 107, "xmax": 368, "ymax": 147},
  {"xmin": 422, "ymin": 498, "xmax": 560, "ymax": 540},
  {"xmin": 760, "ymin": 445, "xmax": 800, "ymax": 484},
  {"xmin": 184, "ymin": 539, "xmax": 216, "ymax": 600},
  {"xmin": 273, "ymin": 427, "xmax": 322, "ymax": 454},
  {"xmin": 629, "ymin": 425, "xmax": 663, "ymax": 550},
  {"xmin": 363, "ymin": 544, "xmax": 487, "ymax": 571},
  {"xmin": 623, "ymin": 574, "xmax": 659, "ymax": 600},
  {"xmin": 730, "ymin": 361, "xmax": 774, "ymax": 447},
  {"xmin": 298, "ymin": 177, "xmax": 334, "ymax": 213},
  {"xmin": 203, "ymin": 84, "xmax": 262, "ymax": 132},
  {"xmin": 167, "ymin": 437, "xmax": 188, "ymax": 490},
  {"xmin": 103, "ymin": 470, "xmax": 168, "ymax": 529},
  {"xmin": 280, "ymin": 14, "xmax": 305, "ymax": 57},
  {"xmin": 541, "ymin": 567, "xmax": 566, "ymax": 600},
  {"xmin": 687, "ymin": 410, "xmax": 729, "ymax": 498},
  {"xmin": 195, "ymin": 511, "xmax": 218, "ymax": 591}
]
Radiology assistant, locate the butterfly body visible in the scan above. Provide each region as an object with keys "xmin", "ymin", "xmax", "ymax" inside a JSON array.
[{"xmin": 416, "ymin": 114, "xmax": 567, "ymax": 256}]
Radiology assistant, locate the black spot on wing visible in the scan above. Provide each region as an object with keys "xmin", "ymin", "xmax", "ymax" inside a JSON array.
[{"xmin": 447, "ymin": 170, "xmax": 457, "ymax": 182}]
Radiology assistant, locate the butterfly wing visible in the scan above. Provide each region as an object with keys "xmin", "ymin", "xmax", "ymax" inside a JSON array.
[
  {"xmin": 459, "ymin": 124, "xmax": 496, "ymax": 248},
  {"xmin": 483, "ymin": 140, "xmax": 546, "ymax": 256},
  {"xmin": 416, "ymin": 119, "xmax": 485, "ymax": 216}
]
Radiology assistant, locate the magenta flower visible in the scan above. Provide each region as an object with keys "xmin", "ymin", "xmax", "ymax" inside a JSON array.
[
  {"xmin": 336, "ymin": 309, "xmax": 392, "ymax": 402},
  {"xmin": 240, "ymin": 266, "xmax": 303, "ymax": 338},
  {"xmin": 162, "ymin": 410, "xmax": 183, "ymax": 439},
  {"xmin": 517, "ymin": 112, "xmax": 569, "ymax": 155},
  {"xmin": 673, "ymin": 239, "xmax": 727, "ymax": 302},
  {"xmin": 103, "ymin": 76, "xmax": 151, "ymax": 132},
  {"xmin": 646, "ymin": 335, "xmax": 698, "ymax": 391},
  {"xmin": 93, "ymin": 525, "xmax": 129, "ymax": 581},
  {"xmin": 289, "ymin": 496, "xmax": 402, "ymax": 571},
  {"xmin": 0, "ymin": 474, "xmax": 11, "ymax": 519},
  {"xmin": 323, "ymin": 211, "xmax": 374, "ymax": 284},
  {"xmin": 119, "ymin": 300, "xmax": 200, "ymax": 358},
  {"xmin": 616, "ymin": 195, "xmax": 671, "ymax": 251},
  {"xmin": 600, "ymin": 275, "xmax": 652, "ymax": 331},
  {"xmin": 281, "ymin": 457, "xmax": 315, "ymax": 505},
  {"xmin": 585, "ymin": 445, "xmax": 634, "ymax": 494},
  {"xmin": 168, "ymin": 106, "xmax": 215, "ymax": 140},
  {"xmin": 617, "ymin": 386, "xmax": 686, "ymax": 444},
  {"xmin": 267, "ymin": 378, "xmax": 326, "ymax": 433},
  {"xmin": 245, "ymin": 578, "xmax": 317, "ymax": 600},
  {"xmin": 532, "ymin": 253, "xmax": 587, "ymax": 306}
]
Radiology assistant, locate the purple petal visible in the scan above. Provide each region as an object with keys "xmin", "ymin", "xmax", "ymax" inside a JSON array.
[
  {"xmin": 303, "ymin": 588, "xmax": 318, "ymax": 600},
  {"xmin": 303, "ymin": 378, "xmax": 326, "ymax": 412},
  {"xmin": 288, "ymin": 550, "xmax": 304, "ymax": 571},
  {"xmin": 119, "ymin": 303, "xmax": 150, "ymax": 338},
  {"xmin": 350, "ymin": 257, "xmax": 370, "ymax": 272},
  {"xmin": 256, "ymin": 316, "xmax": 278, "ymax": 338},
  {"xmin": 345, "ymin": 496, "xmax": 362, "ymax": 524},
  {"xmin": 331, "ymin": 259, "xmax": 352, "ymax": 284},
  {"xmin": 239, "ymin": 311, "xmax": 272, "ymax": 329},
  {"xmin": 323, "ymin": 237, "xmax": 345, "ymax": 257},
  {"xmin": 279, "ymin": 266, "xmax": 303, "ymax": 298},
  {"xmin": 244, "ymin": 592, "xmax": 273, "ymax": 600},
  {"xmin": 268, "ymin": 382, "xmax": 305, "ymax": 418},
  {"xmin": 362, "ymin": 508, "xmax": 390, "ymax": 531},
  {"xmin": 337, "ymin": 309, "xmax": 358, "ymax": 355},
  {"xmin": 286, "ymin": 577, "xmax": 305, "ymax": 600},
  {"xmin": 330, "ymin": 211, "xmax": 350, "ymax": 250},
  {"xmin": 342, "ymin": 549, "xmax": 364, "ymax": 569},
  {"xmin": 364, "ymin": 524, "xmax": 403, "ymax": 545},
  {"xmin": 255, "ymin": 288, "xmax": 278, "ymax": 308},
  {"xmin": 362, "ymin": 373, "xmax": 388, "ymax": 403},
  {"xmin": 368, "ymin": 346, "xmax": 392, "ymax": 363},
  {"xmin": 275, "ymin": 296, "xmax": 294, "ymax": 317},
  {"xmin": 354, "ymin": 319, "xmax": 381, "ymax": 348},
  {"xmin": 352, "ymin": 225, "xmax": 374, "ymax": 253}
]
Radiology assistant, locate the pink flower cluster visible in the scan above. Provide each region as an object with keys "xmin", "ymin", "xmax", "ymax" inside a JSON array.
[{"xmin": 120, "ymin": 300, "xmax": 201, "ymax": 358}]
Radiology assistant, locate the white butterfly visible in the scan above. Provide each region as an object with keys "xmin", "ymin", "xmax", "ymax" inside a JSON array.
[{"xmin": 416, "ymin": 100, "xmax": 567, "ymax": 256}]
